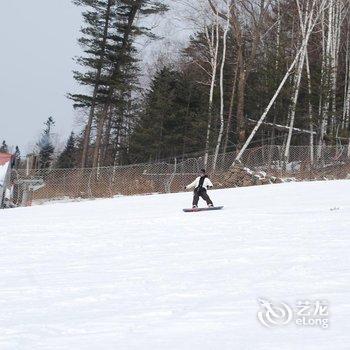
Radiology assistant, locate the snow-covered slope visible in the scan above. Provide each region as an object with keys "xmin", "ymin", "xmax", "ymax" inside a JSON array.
[{"xmin": 0, "ymin": 181, "xmax": 349, "ymax": 349}]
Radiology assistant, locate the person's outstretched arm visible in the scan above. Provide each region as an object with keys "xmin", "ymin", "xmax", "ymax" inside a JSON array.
[{"xmin": 185, "ymin": 177, "xmax": 199, "ymax": 190}]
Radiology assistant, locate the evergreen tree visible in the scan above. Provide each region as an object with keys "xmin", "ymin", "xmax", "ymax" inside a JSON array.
[
  {"xmin": 69, "ymin": 0, "xmax": 168, "ymax": 167},
  {"xmin": 0, "ymin": 140, "xmax": 8, "ymax": 153},
  {"xmin": 128, "ymin": 66, "xmax": 208, "ymax": 162},
  {"xmin": 14, "ymin": 146, "xmax": 21, "ymax": 168},
  {"xmin": 56, "ymin": 132, "xmax": 77, "ymax": 168},
  {"xmin": 37, "ymin": 117, "xmax": 55, "ymax": 169}
]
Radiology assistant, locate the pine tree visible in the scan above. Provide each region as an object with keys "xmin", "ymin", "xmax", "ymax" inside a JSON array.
[
  {"xmin": 70, "ymin": 0, "xmax": 168, "ymax": 168},
  {"xmin": 0, "ymin": 140, "xmax": 8, "ymax": 153},
  {"xmin": 37, "ymin": 117, "xmax": 55, "ymax": 169},
  {"xmin": 14, "ymin": 146, "xmax": 21, "ymax": 168},
  {"xmin": 56, "ymin": 132, "xmax": 77, "ymax": 168},
  {"xmin": 128, "ymin": 66, "xmax": 208, "ymax": 162}
]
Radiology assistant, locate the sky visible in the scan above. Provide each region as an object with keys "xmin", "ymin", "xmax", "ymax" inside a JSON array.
[
  {"xmin": 0, "ymin": 0, "xmax": 84, "ymax": 155},
  {"xmin": 0, "ymin": 0, "xmax": 194, "ymax": 156}
]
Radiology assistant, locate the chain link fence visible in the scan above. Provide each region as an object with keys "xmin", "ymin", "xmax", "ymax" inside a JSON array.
[{"xmin": 10, "ymin": 146, "xmax": 350, "ymax": 206}]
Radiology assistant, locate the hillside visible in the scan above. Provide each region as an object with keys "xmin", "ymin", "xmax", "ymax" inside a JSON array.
[{"xmin": 0, "ymin": 181, "xmax": 349, "ymax": 349}]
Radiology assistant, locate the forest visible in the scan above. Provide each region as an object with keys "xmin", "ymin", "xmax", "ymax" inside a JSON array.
[{"xmin": 3, "ymin": 0, "xmax": 350, "ymax": 170}]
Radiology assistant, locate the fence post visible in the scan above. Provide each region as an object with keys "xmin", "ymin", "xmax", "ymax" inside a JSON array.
[{"xmin": 165, "ymin": 158, "xmax": 177, "ymax": 193}]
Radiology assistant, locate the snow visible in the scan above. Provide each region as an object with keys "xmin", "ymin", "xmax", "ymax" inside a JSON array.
[
  {"xmin": 243, "ymin": 166, "xmax": 253, "ymax": 175},
  {"xmin": 0, "ymin": 161, "xmax": 10, "ymax": 205},
  {"xmin": 271, "ymin": 160, "xmax": 301, "ymax": 172},
  {"xmin": 0, "ymin": 180, "xmax": 349, "ymax": 349},
  {"xmin": 0, "ymin": 161, "xmax": 9, "ymax": 187}
]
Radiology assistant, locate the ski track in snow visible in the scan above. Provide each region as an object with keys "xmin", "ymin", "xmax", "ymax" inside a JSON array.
[{"xmin": 0, "ymin": 180, "xmax": 349, "ymax": 349}]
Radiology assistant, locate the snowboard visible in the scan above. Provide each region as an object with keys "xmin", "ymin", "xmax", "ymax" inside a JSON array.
[{"xmin": 183, "ymin": 206, "xmax": 224, "ymax": 213}]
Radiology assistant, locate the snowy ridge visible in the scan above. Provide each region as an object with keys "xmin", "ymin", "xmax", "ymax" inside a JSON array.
[{"xmin": 0, "ymin": 181, "xmax": 349, "ymax": 349}]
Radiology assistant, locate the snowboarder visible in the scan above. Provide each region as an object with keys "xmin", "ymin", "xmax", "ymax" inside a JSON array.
[{"xmin": 185, "ymin": 169, "xmax": 214, "ymax": 208}]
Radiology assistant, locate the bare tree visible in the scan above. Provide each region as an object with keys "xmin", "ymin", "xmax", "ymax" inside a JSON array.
[
  {"xmin": 208, "ymin": 0, "xmax": 273, "ymax": 149},
  {"xmin": 342, "ymin": 2, "xmax": 350, "ymax": 129},
  {"xmin": 284, "ymin": 0, "xmax": 317, "ymax": 165},
  {"xmin": 222, "ymin": 63, "xmax": 238, "ymax": 156},
  {"xmin": 317, "ymin": 0, "xmax": 346, "ymax": 158},
  {"xmin": 305, "ymin": 50, "xmax": 315, "ymax": 164},
  {"xmin": 233, "ymin": 0, "xmax": 328, "ymax": 165},
  {"xmin": 212, "ymin": 1, "xmax": 232, "ymax": 171},
  {"xmin": 203, "ymin": 16, "xmax": 221, "ymax": 167}
]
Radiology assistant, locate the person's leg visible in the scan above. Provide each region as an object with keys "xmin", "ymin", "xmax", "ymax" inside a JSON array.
[
  {"xmin": 200, "ymin": 189, "xmax": 213, "ymax": 206},
  {"xmin": 192, "ymin": 190, "xmax": 200, "ymax": 207}
]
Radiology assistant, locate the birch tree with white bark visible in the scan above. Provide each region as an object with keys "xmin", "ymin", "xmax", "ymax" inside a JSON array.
[
  {"xmin": 284, "ymin": 0, "xmax": 317, "ymax": 166},
  {"xmin": 203, "ymin": 16, "xmax": 221, "ymax": 167},
  {"xmin": 212, "ymin": 0, "xmax": 232, "ymax": 171},
  {"xmin": 317, "ymin": 0, "xmax": 347, "ymax": 159},
  {"xmin": 233, "ymin": 0, "xmax": 328, "ymax": 166},
  {"xmin": 181, "ymin": 0, "xmax": 222, "ymax": 165}
]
